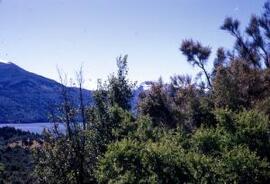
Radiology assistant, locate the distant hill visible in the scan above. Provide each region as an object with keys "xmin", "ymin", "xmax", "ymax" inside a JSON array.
[{"xmin": 0, "ymin": 62, "xmax": 92, "ymax": 123}]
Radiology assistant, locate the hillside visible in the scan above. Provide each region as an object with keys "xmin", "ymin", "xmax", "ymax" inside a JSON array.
[{"xmin": 0, "ymin": 62, "xmax": 92, "ymax": 123}]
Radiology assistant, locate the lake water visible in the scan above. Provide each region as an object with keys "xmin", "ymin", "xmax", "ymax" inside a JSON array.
[{"xmin": 0, "ymin": 123, "xmax": 65, "ymax": 134}]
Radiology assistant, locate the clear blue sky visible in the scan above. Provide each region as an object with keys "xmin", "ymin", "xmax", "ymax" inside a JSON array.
[{"xmin": 0, "ymin": 0, "xmax": 265, "ymax": 89}]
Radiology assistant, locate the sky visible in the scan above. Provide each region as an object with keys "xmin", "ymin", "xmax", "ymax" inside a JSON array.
[{"xmin": 0, "ymin": 0, "xmax": 266, "ymax": 89}]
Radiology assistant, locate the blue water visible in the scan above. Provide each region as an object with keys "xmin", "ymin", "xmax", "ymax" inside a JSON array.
[{"xmin": 0, "ymin": 123, "xmax": 65, "ymax": 134}]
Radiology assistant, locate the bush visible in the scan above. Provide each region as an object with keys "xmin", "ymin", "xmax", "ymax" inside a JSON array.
[
  {"xmin": 96, "ymin": 139, "xmax": 192, "ymax": 184},
  {"xmin": 185, "ymin": 152, "xmax": 218, "ymax": 183},
  {"xmin": 217, "ymin": 146, "xmax": 270, "ymax": 183},
  {"xmin": 191, "ymin": 128, "xmax": 231, "ymax": 156},
  {"xmin": 109, "ymin": 105, "xmax": 136, "ymax": 141},
  {"xmin": 214, "ymin": 108, "xmax": 236, "ymax": 132},
  {"xmin": 234, "ymin": 110, "xmax": 270, "ymax": 160}
]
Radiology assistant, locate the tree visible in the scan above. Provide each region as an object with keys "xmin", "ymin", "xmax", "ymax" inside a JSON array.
[
  {"xmin": 88, "ymin": 55, "xmax": 136, "ymax": 147},
  {"xmin": 221, "ymin": 1, "xmax": 270, "ymax": 69},
  {"xmin": 107, "ymin": 55, "xmax": 135, "ymax": 111},
  {"xmin": 170, "ymin": 75, "xmax": 215, "ymax": 129},
  {"xmin": 180, "ymin": 39, "xmax": 212, "ymax": 89},
  {"xmin": 34, "ymin": 68, "xmax": 96, "ymax": 184},
  {"xmin": 138, "ymin": 78, "xmax": 175, "ymax": 128},
  {"xmin": 213, "ymin": 59, "xmax": 265, "ymax": 110}
]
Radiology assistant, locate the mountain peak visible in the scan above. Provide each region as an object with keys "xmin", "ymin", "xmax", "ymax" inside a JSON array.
[
  {"xmin": 0, "ymin": 62, "xmax": 30, "ymax": 81},
  {"xmin": 0, "ymin": 61, "xmax": 23, "ymax": 69},
  {"xmin": 0, "ymin": 60, "xmax": 16, "ymax": 65}
]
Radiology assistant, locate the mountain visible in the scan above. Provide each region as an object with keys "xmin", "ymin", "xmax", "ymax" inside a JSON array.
[{"xmin": 0, "ymin": 62, "xmax": 92, "ymax": 123}]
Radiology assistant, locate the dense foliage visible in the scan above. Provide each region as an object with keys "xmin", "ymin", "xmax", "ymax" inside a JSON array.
[
  {"xmin": 3, "ymin": 1, "xmax": 270, "ymax": 183},
  {"xmin": 0, "ymin": 127, "xmax": 41, "ymax": 184}
]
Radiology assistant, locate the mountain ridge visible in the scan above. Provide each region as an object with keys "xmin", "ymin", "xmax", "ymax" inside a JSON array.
[{"xmin": 0, "ymin": 62, "xmax": 92, "ymax": 123}]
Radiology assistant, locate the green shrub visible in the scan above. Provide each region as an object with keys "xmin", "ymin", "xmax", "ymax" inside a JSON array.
[
  {"xmin": 234, "ymin": 110, "xmax": 270, "ymax": 160},
  {"xmin": 217, "ymin": 146, "xmax": 270, "ymax": 183},
  {"xmin": 214, "ymin": 108, "xmax": 236, "ymax": 132},
  {"xmin": 96, "ymin": 139, "xmax": 192, "ymax": 184},
  {"xmin": 191, "ymin": 128, "xmax": 231, "ymax": 156},
  {"xmin": 185, "ymin": 152, "xmax": 218, "ymax": 184},
  {"xmin": 109, "ymin": 105, "xmax": 136, "ymax": 141}
]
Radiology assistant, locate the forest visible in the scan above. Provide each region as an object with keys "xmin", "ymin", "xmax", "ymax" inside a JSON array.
[{"xmin": 2, "ymin": 1, "xmax": 270, "ymax": 184}]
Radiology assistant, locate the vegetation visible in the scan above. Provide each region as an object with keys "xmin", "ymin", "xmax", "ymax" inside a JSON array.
[
  {"xmin": 3, "ymin": 1, "xmax": 270, "ymax": 183},
  {"xmin": 0, "ymin": 127, "xmax": 41, "ymax": 184}
]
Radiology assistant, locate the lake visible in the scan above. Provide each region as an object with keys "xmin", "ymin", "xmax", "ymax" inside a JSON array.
[{"xmin": 0, "ymin": 123, "xmax": 65, "ymax": 134}]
